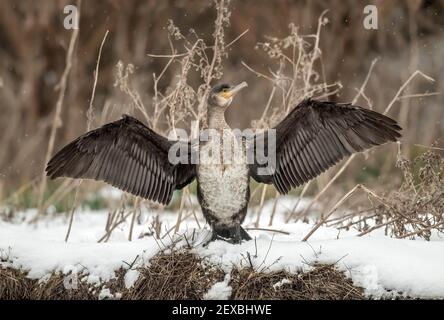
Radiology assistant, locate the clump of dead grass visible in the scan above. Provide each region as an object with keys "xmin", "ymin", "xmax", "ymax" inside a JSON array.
[
  {"xmin": 0, "ymin": 268, "xmax": 35, "ymax": 299},
  {"xmin": 230, "ymin": 265, "xmax": 364, "ymax": 300},
  {"xmin": 370, "ymin": 150, "xmax": 444, "ymax": 240},
  {"xmin": 1, "ymin": 250, "xmax": 366, "ymax": 300},
  {"xmin": 122, "ymin": 250, "xmax": 225, "ymax": 300},
  {"xmin": 0, "ymin": 266, "xmax": 114, "ymax": 300},
  {"xmin": 33, "ymin": 272, "xmax": 98, "ymax": 300}
]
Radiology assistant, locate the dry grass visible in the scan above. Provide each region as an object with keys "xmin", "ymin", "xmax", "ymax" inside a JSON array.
[
  {"xmin": 230, "ymin": 265, "xmax": 364, "ymax": 300},
  {"xmin": 122, "ymin": 251, "xmax": 225, "ymax": 300},
  {"xmin": 323, "ymin": 149, "xmax": 444, "ymax": 240},
  {"xmin": 0, "ymin": 267, "xmax": 97, "ymax": 299},
  {"xmin": 361, "ymin": 150, "xmax": 444, "ymax": 239},
  {"xmin": 0, "ymin": 268, "xmax": 35, "ymax": 299},
  {"xmin": 0, "ymin": 250, "xmax": 365, "ymax": 300}
]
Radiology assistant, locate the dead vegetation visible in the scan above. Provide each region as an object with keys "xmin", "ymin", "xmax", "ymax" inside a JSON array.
[
  {"xmin": 0, "ymin": 268, "xmax": 35, "ymax": 300},
  {"xmin": 0, "ymin": 250, "xmax": 365, "ymax": 300},
  {"xmin": 383, "ymin": 150, "xmax": 444, "ymax": 239},
  {"xmin": 123, "ymin": 251, "xmax": 225, "ymax": 300},
  {"xmin": 323, "ymin": 149, "xmax": 444, "ymax": 240},
  {"xmin": 230, "ymin": 265, "xmax": 364, "ymax": 300}
]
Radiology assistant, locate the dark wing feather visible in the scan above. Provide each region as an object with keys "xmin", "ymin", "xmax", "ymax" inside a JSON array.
[
  {"xmin": 46, "ymin": 115, "xmax": 195, "ymax": 205},
  {"xmin": 249, "ymin": 99, "xmax": 402, "ymax": 194}
]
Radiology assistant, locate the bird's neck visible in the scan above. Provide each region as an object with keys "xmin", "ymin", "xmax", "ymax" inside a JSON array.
[{"xmin": 208, "ymin": 108, "xmax": 229, "ymax": 130}]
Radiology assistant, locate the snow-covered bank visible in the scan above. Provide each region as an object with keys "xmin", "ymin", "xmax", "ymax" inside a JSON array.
[
  {"xmin": 198, "ymin": 233, "xmax": 444, "ymax": 298},
  {"xmin": 0, "ymin": 197, "xmax": 443, "ymax": 299}
]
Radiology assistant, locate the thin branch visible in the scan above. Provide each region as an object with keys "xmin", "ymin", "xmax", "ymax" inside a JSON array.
[
  {"xmin": 303, "ymin": 184, "xmax": 362, "ymax": 241},
  {"xmin": 241, "ymin": 61, "xmax": 274, "ymax": 82},
  {"xmin": 254, "ymin": 185, "xmax": 268, "ymax": 227},
  {"xmin": 399, "ymin": 221, "xmax": 444, "ymax": 239},
  {"xmin": 65, "ymin": 180, "xmax": 82, "ymax": 242},
  {"xmin": 146, "ymin": 28, "xmax": 249, "ymax": 58},
  {"xmin": 97, "ymin": 210, "xmax": 133, "ymax": 243},
  {"xmin": 174, "ymin": 189, "xmax": 187, "ymax": 234},
  {"xmin": 414, "ymin": 144, "xmax": 444, "ymax": 151},
  {"xmin": 34, "ymin": 1, "xmax": 81, "ymax": 222},
  {"xmin": 87, "ymin": 30, "xmax": 109, "ymax": 131},
  {"xmin": 128, "ymin": 197, "xmax": 140, "ymax": 241},
  {"xmin": 66, "ymin": 29, "xmax": 108, "ymax": 242},
  {"xmin": 383, "ymin": 70, "xmax": 434, "ymax": 115},
  {"xmin": 357, "ymin": 218, "xmax": 399, "ymax": 237},
  {"xmin": 304, "ymin": 10, "xmax": 328, "ymax": 93},
  {"xmin": 245, "ymin": 227, "xmax": 290, "ymax": 235},
  {"xmin": 285, "ymin": 180, "xmax": 311, "ymax": 223},
  {"xmin": 397, "ymin": 92, "xmax": 440, "ymax": 100},
  {"xmin": 267, "ymin": 189, "xmax": 279, "ymax": 226},
  {"xmin": 352, "ymin": 58, "xmax": 378, "ymax": 105}
]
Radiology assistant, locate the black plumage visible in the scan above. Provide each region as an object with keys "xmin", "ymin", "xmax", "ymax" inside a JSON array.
[
  {"xmin": 248, "ymin": 99, "xmax": 401, "ymax": 194},
  {"xmin": 46, "ymin": 115, "xmax": 195, "ymax": 205}
]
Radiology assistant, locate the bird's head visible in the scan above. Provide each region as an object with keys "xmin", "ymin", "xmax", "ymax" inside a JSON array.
[{"xmin": 207, "ymin": 82, "xmax": 248, "ymax": 109}]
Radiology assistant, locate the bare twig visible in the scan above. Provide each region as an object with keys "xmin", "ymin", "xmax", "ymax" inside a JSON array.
[
  {"xmin": 397, "ymin": 92, "xmax": 440, "ymax": 100},
  {"xmin": 128, "ymin": 198, "xmax": 140, "ymax": 241},
  {"xmin": 383, "ymin": 70, "xmax": 434, "ymax": 115},
  {"xmin": 245, "ymin": 227, "xmax": 290, "ymax": 235},
  {"xmin": 414, "ymin": 144, "xmax": 444, "ymax": 151},
  {"xmin": 285, "ymin": 180, "xmax": 311, "ymax": 223},
  {"xmin": 352, "ymin": 58, "xmax": 378, "ymax": 105},
  {"xmin": 174, "ymin": 189, "xmax": 187, "ymax": 234},
  {"xmin": 34, "ymin": 0, "xmax": 81, "ymax": 222},
  {"xmin": 87, "ymin": 30, "xmax": 109, "ymax": 131},
  {"xmin": 65, "ymin": 30, "xmax": 108, "ymax": 242},
  {"xmin": 64, "ymin": 180, "xmax": 82, "ymax": 242},
  {"xmin": 267, "ymin": 190, "xmax": 280, "ymax": 226},
  {"xmin": 97, "ymin": 210, "xmax": 133, "ymax": 243},
  {"xmin": 303, "ymin": 184, "xmax": 362, "ymax": 241},
  {"xmin": 254, "ymin": 185, "xmax": 268, "ymax": 227}
]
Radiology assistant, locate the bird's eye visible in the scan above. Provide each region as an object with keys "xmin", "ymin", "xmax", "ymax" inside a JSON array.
[{"xmin": 222, "ymin": 88, "xmax": 229, "ymax": 93}]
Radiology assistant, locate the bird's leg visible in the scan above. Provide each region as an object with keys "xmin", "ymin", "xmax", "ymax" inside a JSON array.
[{"xmin": 205, "ymin": 224, "xmax": 252, "ymax": 245}]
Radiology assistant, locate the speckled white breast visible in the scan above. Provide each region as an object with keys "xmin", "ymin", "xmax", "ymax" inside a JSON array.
[{"xmin": 197, "ymin": 130, "xmax": 249, "ymax": 223}]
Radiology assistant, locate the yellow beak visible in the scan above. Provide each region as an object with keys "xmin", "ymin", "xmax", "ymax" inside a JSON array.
[{"xmin": 223, "ymin": 81, "xmax": 248, "ymax": 98}]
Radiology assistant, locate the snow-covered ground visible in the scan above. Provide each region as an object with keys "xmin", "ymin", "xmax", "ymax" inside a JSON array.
[{"xmin": 1, "ymin": 191, "xmax": 443, "ymax": 299}]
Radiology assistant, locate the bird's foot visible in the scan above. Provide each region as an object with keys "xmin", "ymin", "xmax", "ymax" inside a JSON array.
[{"xmin": 204, "ymin": 225, "xmax": 252, "ymax": 246}]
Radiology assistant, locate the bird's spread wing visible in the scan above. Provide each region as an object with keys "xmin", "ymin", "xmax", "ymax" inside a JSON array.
[
  {"xmin": 46, "ymin": 115, "xmax": 195, "ymax": 205},
  {"xmin": 249, "ymin": 99, "xmax": 402, "ymax": 194}
]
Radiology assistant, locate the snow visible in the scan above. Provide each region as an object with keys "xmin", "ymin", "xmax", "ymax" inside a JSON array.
[
  {"xmin": 124, "ymin": 269, "xmax": 140, "ymax": 289},
  {"xmin": 204, "ymin": 274, "xmax": 232, "ymax": 300},
  {"xmin": 0, "ymin": 210, "xmax": 164, "ymax": 282},
  {"xmin": 98, "ymin": 288, "xmax": 121, "ymax": 300},
  {"xmin": 197, "ymin": 233, "xmax": 444, "ymax": 298},
  {"xmin": 1, "ymin": 194, "xmax": 444, "ymax": 299},
  {"xmin": 98, "ymin": 186, "xmax": 125, "ymax": 201},
  {"xmin": 273, "ymin": 278, "xmax": 291, "ymax": 289}
]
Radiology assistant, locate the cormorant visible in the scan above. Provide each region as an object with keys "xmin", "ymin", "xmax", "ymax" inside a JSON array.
[{"xmin": 46, "ymin": 82, "xmax": 401, "ymax": 243}]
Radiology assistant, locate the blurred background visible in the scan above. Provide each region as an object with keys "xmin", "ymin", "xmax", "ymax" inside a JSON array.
[{"xmin": 0, "ymin": 0, "xmax": 443, "ymax": 205}]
